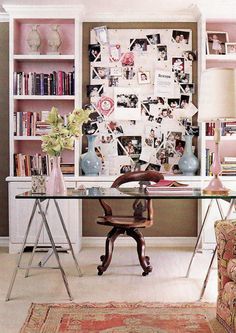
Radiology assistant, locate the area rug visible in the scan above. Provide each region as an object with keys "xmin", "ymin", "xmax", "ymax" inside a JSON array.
[{"xmin": 20, "ymin": 302, "xmax": 225, "ymax": 333}]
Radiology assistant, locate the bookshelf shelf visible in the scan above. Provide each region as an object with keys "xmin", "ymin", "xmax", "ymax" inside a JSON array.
[
  {"xmin": 14, "ymin": 54, "xmax": 75, "ymax": 60},
  {"xmin": 14, "ymin": 136, "xmax": 42, "ymax": 141},
  {"xmin": 206, "ymin": 55, "xmax": 236, "ymax": 62},
  {"xmin": 13, "ymin": 95, "xmax": 75, "ymax": 100},
  {"xmin": 205, "ymin": 136, "xmax": 236, "ymax": 141}
]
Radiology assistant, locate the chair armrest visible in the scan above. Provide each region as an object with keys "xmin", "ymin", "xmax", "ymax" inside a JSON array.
[{"xmin": 99, "ymin": 199, "xmax": 112, "ymax": 216}]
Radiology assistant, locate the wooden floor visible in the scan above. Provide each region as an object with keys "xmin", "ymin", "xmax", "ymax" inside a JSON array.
[{"xmin": 0, "ymin": 246, "xmax": 218, "ymax": 333}]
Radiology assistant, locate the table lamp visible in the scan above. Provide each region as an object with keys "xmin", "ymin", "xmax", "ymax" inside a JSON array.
[{"xmin": 198, "ymin": 68, "xmax": 236, "ymax": 194}]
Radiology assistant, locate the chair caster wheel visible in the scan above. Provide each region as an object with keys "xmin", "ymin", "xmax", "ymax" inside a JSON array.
[
  {"xmin": 100, "ymin": 255, "xmax": 105, "ymax": 262},
  {"xmin": 142, "ymin": 265, "xmax": 152, "ymax": 276},
  {"xmin": 97, "ymin": 265, "xmax": 105, "ymax": 275}
]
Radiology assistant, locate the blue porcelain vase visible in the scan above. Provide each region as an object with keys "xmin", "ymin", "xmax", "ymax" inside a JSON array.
[
  {"xmin": 81, "ymin": 135, "xmax": 101, "ymax": 176},
  {"xmin": 178, "ymin": 135, "xmax": 199, "ymax": 176}
]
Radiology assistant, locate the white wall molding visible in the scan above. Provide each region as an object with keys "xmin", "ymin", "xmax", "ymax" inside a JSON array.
[
  {"xmin": 0, "ymin": 237, "xmax": 9, "ymax": 247},
  {"xmin": 83, "ymin": 237, "xmax": 196, "ymax": 248},
  {"xmin": 0, "ymin": 13, "xmax": 9, "ymax": 22}
]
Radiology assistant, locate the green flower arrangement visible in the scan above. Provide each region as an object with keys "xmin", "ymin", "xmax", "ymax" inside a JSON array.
[{"xmin": 41, "ymin": 106, "xmax": 90, "ymax": 157}]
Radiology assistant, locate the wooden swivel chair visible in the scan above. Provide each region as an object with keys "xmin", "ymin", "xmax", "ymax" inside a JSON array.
[{"xmin": 96, "ymin": 170, "xmax": 164, "ymax": 276}]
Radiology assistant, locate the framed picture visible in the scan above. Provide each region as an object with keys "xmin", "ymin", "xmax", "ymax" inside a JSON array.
[
  {"xmin": 206, "ymin": 31, "xmax": 229, "ymax": 55},
  {"xmin": 137, "ymin": 71, "xmax": 151, "ymax": 84},
  {"xmin": 225, "ymin": 42, "xmax": 236, "ymax": 55}
]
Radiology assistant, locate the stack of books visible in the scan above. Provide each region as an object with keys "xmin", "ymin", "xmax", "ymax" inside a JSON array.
[
  {"xmin": 145, "ymin": 179, "xmax": 194, "ymax": 194},
  {"xmin": 221, "ymin": 157, "xmax": 236, "ymax": 176}
]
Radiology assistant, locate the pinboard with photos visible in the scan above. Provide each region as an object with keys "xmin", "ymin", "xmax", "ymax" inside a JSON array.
[{"xmin": 86, "ymin": 26, "xmax": 198, "ymax": 175}]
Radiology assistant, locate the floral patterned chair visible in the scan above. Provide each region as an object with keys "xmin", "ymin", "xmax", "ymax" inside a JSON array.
[{"xmin": 215, "ymin": 219, "xmax": 236, "ymax": 333}]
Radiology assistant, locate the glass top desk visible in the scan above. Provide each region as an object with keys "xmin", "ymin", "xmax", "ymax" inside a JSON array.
[{"xmin": 7, "ymin": 186, "xmax": 236, "ymax": 302}]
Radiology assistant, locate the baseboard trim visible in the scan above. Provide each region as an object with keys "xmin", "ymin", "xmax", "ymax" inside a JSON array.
[
  {"xmin": 82, "ymin": 237, "xmax": 196, "ymax": 248},
  {"xmin": 0, "ymin": 237, "xmax": 9, "ymax": 247}
]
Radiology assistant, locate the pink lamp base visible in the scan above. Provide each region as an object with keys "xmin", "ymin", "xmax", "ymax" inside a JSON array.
[{"xmin": 203, "ymin": 175, "xmax": 229, "ymax": 195}]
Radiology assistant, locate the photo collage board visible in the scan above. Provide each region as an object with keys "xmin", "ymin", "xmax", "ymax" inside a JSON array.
[{"xmin": 86, "ymin": 27, "xmax": 198, "ymax": 175}]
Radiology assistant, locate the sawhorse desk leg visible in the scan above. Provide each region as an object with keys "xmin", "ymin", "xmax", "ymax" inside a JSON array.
[{"xmin": 6, "ymin": 198, "xmax": 82, "ymax": 302}]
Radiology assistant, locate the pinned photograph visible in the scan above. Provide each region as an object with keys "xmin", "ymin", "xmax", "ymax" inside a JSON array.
[
  {"xmin": 118, "ymin": 136, "xmax": 142, "ymax": 159},
  {"xmin": 109, "ymin": 44, "xmax": 121, "ymax": 62},
  {"xmin": 168, "ymin": 98, "xmax": 180, "ymax": 109},
  {"xmin": 146, "ymin": 33, "xmax": 160, "ymax": 45},
  {"xmin": 180, "ymin": 83, "xmax": 195, "ymax": 94},
  {"xmin": 130, "ymin": 38, "xmax": 148, "ymax": 52},
  {"xmin": 94, "ymin": 26, "xmax": 109, "ymax": 45},
  {"xmin": 120, "ymin": 164, "xmax": 132, "ymax": 173},
  {"xmin": 121, "ymin": 52, "xmax": 134, "ymax": 66},
  {"xmin": 225, "ymin": 42, "xmax": 236, "ymax": 55},
  {"xmin": 86, "ymin": 84, "xmax": 103, "ymax": 103},
  {"xmin": 137, "ymin": 71, "xmax": 151, "ymax": 84},
  {"xmin": 172, "ymin": 30, "xmax": 190, "ymax": 44},
  {"xmin": 175, "ymin": 72, "xmax": 190, "ymax": 83},
  {"xmin": 110, "ymin": 67, "xmax": 123, "ymax": 76},
  {"xmin": 92, "ymin": 67, "xmax": 109, "ymax": 79},
  {"xmin": 97, "ymin": 96, "xmax": 114, "ymax": 117},
  {"xmin": 183, "ymin": 50, "xmax": 197, "ymax": 61},
  {"xmin": 180, "ymin": 95, "xmax": 190, "ymax": 109},
  {"xmin": 206, "ymin": 31, "xmax": 228, "ymax": 55},
  {"xmin": 157, "ymin": 45, "xmax": 167, "ymax": 61},
  {"xmin": 108, "ymin": 76, "xmax": 119, "ymax": 87},
  {"xmin": 172, "ymin": 57, "xmax": 185, "ymax": 72},
  {"xmin": 114, "ymin": 87, "xmax": 141, "ymax": 120},
  {"xmin": 88, "ymin": 44, "xmax": 101, "ymax": 62},
  {"xmin": 123, "ymin": 67, "xmax": 135, "ymax": 80}
]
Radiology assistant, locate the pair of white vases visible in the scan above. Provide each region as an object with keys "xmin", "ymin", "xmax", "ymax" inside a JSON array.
[{"xmin": 27, "ymin": 24, "xmax": 62, "ymax": 55}]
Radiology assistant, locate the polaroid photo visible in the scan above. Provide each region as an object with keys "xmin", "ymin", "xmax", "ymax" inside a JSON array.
[
  {"xmin": 157, "ymin": 45, "xmax": 167, "ymax": 61},
  {"xmin": 137, "ymin": 71, "xmax": 151, "ymax": 84},
  {"xmin": 94, "ymin": 26, "xmax": 109, "ymax": 45},
  {"xmin": 130, "ymin": 38, "xmax": 148, "ymax": 52},
  {"xmin": 206, "ymin": 31, "xmax": 228, "ymax": 55},
  {"xmin": 180, "ymin": 83, "xmax": 195, "ymax": 94},
  {"xmin": 225, "ymin": 42, "xmax": 236, "ymax": 55},
  {"xmin": 146, "ymin": 33, "xmax": 160, "ymax": 45},
  {"xmin": 88, "ymin": 44, "xmax": 101, "ymax": 62},
  {"xmin": 172, "ymin": 57, "xmax": 185, "ymax": 72},
  {"xmin": 106, "ymin": 121, "xmax": 124, "ymax": 136},
  {"xmin": 109, "ymin": 44, "xmax": 121, "ymax": 62},
  {"xmin": 123, "ymin": 67, "xmax": 135, "ymax": 80},
  {"xmin": 117, "ymin": 135, "xmax": 142, "ymax": 157},
  {"xmin": 110, "ymin": 67, "xmax": 123, "ymax": 76},
  {"xmin": 172, "ymin": 30, "xmax": 190, "ymax": 44},
  {"xmin": 92, "ymin": 67, "xmax": 110, "ymax": 79},
  {"xmin": 114, "ymin": 87, "xmax": 141, "ymax": 121}
]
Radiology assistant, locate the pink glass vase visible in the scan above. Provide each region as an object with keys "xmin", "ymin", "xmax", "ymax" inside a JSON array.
[{"xmin": 46, "ymin": 156, "xmax": 66, "ymax": 195}]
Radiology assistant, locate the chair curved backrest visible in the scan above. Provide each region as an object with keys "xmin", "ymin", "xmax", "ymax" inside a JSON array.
[
  {"xmin": 99, "ymin": 171, "xmax": 164, "ymax": 221},
  {"xmin": 111, "ymin": 170, "xmax": 164, "ymax": 188}
]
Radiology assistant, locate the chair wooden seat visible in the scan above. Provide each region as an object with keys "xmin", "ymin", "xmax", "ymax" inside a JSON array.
[
  {"xmin": 96, "ymin": 170, "xmax": 164, "ymax": 276},
  {"xmin": 97, "ymin": 216, "xmax": 153, "ymax": 228}
]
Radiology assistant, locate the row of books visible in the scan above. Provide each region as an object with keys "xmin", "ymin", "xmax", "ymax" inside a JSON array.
[
  {"xmin": 14, "ymin": 153, "xmax": 75, "ymax": 176},
  {"xmin": 14, "ymin": 153, "xmax": 49, "ymax": 176},
  {"xmin": 206, "ymin": 122, "xmax": 236, "ymax": 136},
  {"xmin": 13, "ymin": 70, "xmax": 75, "ymax": 96},
  {"xmin": 14, "ymin": 111, "xmax": 50, "ymax": 136},
  {"xmin": 205, "ymin": 148, "xmax": 214, "ymax": 176}
]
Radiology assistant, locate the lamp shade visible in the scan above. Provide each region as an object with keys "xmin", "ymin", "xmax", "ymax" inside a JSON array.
[{"xmin": 198, "ymin": 68, "xmax": 236, "ymax": 122}]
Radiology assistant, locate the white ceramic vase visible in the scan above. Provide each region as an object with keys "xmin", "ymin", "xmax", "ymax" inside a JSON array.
[
  {"xmin": 47, "ymin": 24, "xmax": 62, "ymax": 54},
  {"xmin": 27, "ymin": 24, "xmax": 41, "ymax": 54}
]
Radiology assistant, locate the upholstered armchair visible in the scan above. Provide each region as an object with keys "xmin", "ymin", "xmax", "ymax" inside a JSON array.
[{"xmin": 215, "ymin": 219, "xmax": 236, "ymax": 333}]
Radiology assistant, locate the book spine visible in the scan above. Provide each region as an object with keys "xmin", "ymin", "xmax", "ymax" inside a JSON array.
[
  {"xmin": 40, "ymin": 73, "xmax": 44, "ymax": 95},
  {"xmin": 57, "ymin": 70, "xmax": 63, "ymax": 95}
]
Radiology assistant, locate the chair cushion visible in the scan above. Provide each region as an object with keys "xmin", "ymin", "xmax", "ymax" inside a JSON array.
[
  {"xmin": 97, "ymin": 215, "xmax": 153, "ymax": 228},
  {"xmin": 227, "ymin": 259, "xmax": 236, "ymax": 283}
]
